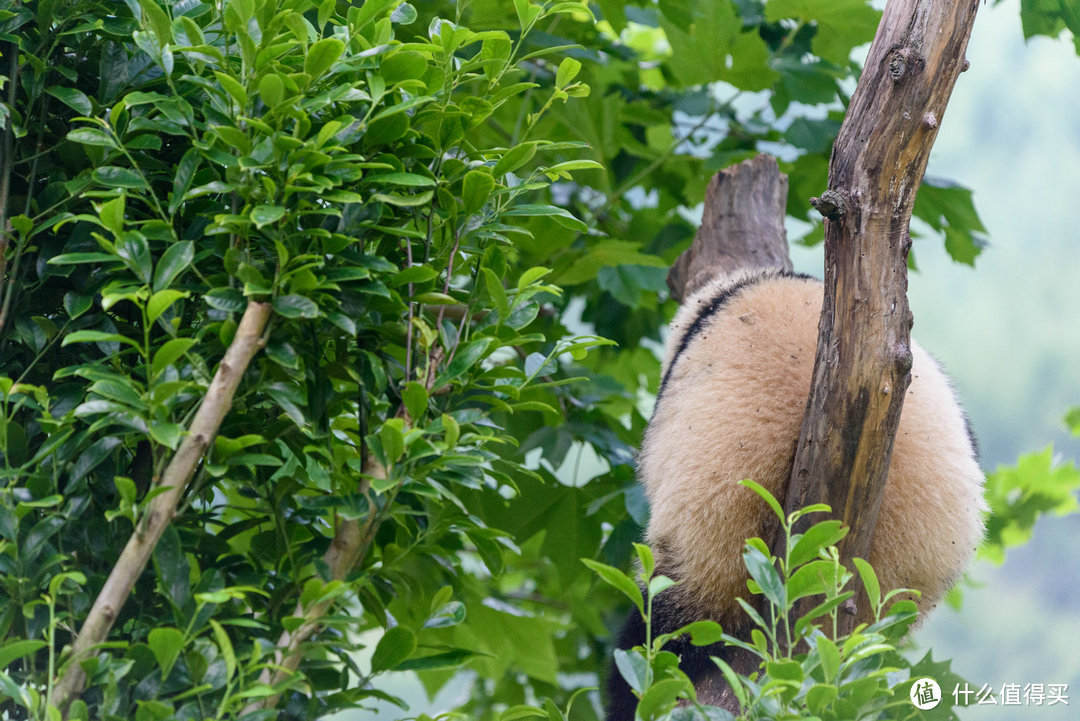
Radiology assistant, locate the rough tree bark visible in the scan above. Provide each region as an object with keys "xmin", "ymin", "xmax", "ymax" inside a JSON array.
[
  {"xmin": 664, "ymin": 0, "xmax": 980, "ymax": 707},
  {"xmin": 667, "ymin": 153, "xmax": 792, "ymax": 303},
  {"xmin": 783, "ymin": 0, "xmax": 980, "ymax": 634},
  {"xmin": 51, "ymin": 302, "xmax": 272, "ymax": 712}
]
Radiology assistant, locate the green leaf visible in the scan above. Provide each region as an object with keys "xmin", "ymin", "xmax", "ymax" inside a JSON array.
[
  {"xmin": 943, "ymin": 226, "xmax": 987, "ymax": 267},
  {"xmin": 305, "ymin": 38, "xmax": 345, "ymax": 78},
  {"xmin": 208, "ymin": 620, "xmax": 236, "ymax": 681},
  {"xmin": 153, "ymin": 241, "xmax": 194, "ymax": 291},
  {"xmin": 390, "ymin": 3, "xmax": 418, "ymax": 25},
  {"xmin": 540, "ymin": 159, "xmax": 604, "ymax": 179},
  {"xmin": 147, "ymin": 627, "xmax": 185, "ymax": 678},
  {"xmin": 62, "ymin": 330, "xmax": 141, "ymax": 349},
  {"xmin": 64, "ymin": 291, "xmax": 93, "ymax": 319},
  {"xmin": 502, "ymin": 203, "xmax": 586, "ymax": 232},
  {"xmin": 816, "ymin": 634, "xmax": 841, "ymax": 682},
  {"xmin": 147, "ymin": 290, "xmax": 189, "ymax": 324},
  {"xmin": 117, "ymin": 230, "xmax": 152, "ymax": 283},
  {"xmin": 581, "ymin": 559, "xmax": 643, "ymax": 615},
  {"xmin": 258, "ymin": 73, "xmax": 285, "ymax": 107},
  {"xmin": 739, "ymin": 479, "xmax": 785, "ymax": 522},
  {"xmin": 441, "ymin": 413, "xmax": 459, "ymax": 447},
  {"xmin": 765, "ymin": 0, "xmax": 882, "ymax": 65},
  {"xmin": 371, "ymin": 190, "xmax": 434, "ymax": 207},
  {"xmin": 389, "ymin": 265, "xmax": 437, "ymax": 286},
  {"xmin": 93, "ymin": 166, "xmax": 148, "ymax": 189},
  {"xmin": 412, "ymin": 291, "xmax": 457, "ymax": 305},
  {"xmin": 494, "ymin": 142, "xmax": 538, "ymax": 177},
  {"xmin": 807, "ymin": 683, "xmax": 838, "ymax": 713},
  {"xmin": 766, "ymin": 658, "xmax": 803, "ymax": 684},
  {"xmin": 480, "ymin": 34, "xmax": 512, "ymax": 81},
  {"xmin": 396, "ymin": 649, "xmax": 474, "ymax": 671},
  {"xmin": 513, "ymin": 0, "xmax": 542, "ymax": 27},
  {"xmin": 435, "ymin": 337, "xmax": 493, "ymax": 387},
  {"xmin": 462, "ymin": 169, "xmax": 495, "ymax": 216},
  {"xmin": 48, "ymin": 252, "xmax": 120, "ymax": 265},
  {"xmin": 251, "ymin": 204, "xmax": 286, "ymax": 228},
  {"xmin": 597, "ymin": 264, "xmax": 667, "ymax": 307},
  {"xmin": 204, "ymin": 287, "xmax": 246, "ymax": 313},
  {"xmin": 482, "ymin": 268, "xmax": 509, "ymax": 319},
  {"xmin": 100, "ymin": 195, "xmax": 125, "ymax": 237},
  {"xmin": 170, "ymin": 149, "xmax": 201, "ymax": 214},
  {"xmin": 213, "ymin": 71, "xmax": 247, "ymax": 107},
  {"xmin": 980, "ymin": 446, "xmax": 1080, "ymax": 564},
  {"xmin": 675, "ymin": 619, "xmax": 724, "ymax": 646},
  {"xmin": 401, "ymin": 381, "xmax": 428, "ymax": 421},
  {"xmin": 366, "ymin": 172, "xmax": 436, "ymax": 187},
  {"xmin": 743, "ymin": 545, "xmax": 785, "ymax": 608},
  {"xmin": 137, "ymin": 0, "xmax": 173, "ymax": 44},
  {"xmin": 379, "ymin": 419, "xmax": 405, "ymax": 463},
  {"xmin": 636, "ymin": 678, "xmax": 686, "ymax": 720},
  {"xmin": 516, "ymin": 266, "xmax": 551, "ymax": 290},
  {"xmin": 151, "ymin": 338, "xmax": 197, "ymax": 379},
  {"xmin": 382, "ymin": 50, "xmax": 427, "ymax": 84},
  {"xmin": 114, "ymin": 476, "xmax": 137, "ymax": 506},
  {"xmin": 1066, "ymin": 405, "xmax": 1080, "ymax": 437},
  {"xmin": 853, "ymin": 557, "xmax": 881, "ymax": 612},
  {"xmin": 658, "ymin": 0, "xmax": 738, "ymax": 87},
  {"xmin": 46, "ymin": 86, "xmax": 93, "ymax": 115},
  {"xmin": 647, "ymin": 574, "xmax": 675, "ymax": 597},
  {"xmin": 555, "ymin": 57, "xmax": 581, "ymax": 88},
  {"xmin": 68, "ymin": 128, "xmax": 116, "ymax": 148},
  {"xmin": 789, "ymin": 519, "xmax": 847, "ymax": 568},
  {"xmin": 273, "ymin": 295, "xmax": 319, "ymax": 319},
  {"xmin": 612, "ymin": 649, "xmax": 647, "ymax": 693},
  {"xmin": 0, "ymin": 641, "xmax": 48, "ymax": 670},
  {"xmin": 786, "ymin": 559, "xmax": 832, "ymax": 602},
  {"xmin": 634, "ymin": 542, "xmax": 655, "ymax": 579}
]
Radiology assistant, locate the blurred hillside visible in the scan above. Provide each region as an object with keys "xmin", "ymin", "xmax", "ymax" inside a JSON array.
[{"xmin": 897, "ymin": 2, "xmax": 1080, "ymax": 717}]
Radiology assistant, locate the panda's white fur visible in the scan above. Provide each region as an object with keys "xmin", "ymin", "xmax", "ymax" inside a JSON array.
[{"xmin": 641, "ymin": 268, "xmax": 986, "ymax": 629}]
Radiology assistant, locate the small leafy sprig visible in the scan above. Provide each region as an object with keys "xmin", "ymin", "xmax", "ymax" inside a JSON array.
[{"xmin": 587, "ymin": 480, "xmax": 967, "ymax": 721}]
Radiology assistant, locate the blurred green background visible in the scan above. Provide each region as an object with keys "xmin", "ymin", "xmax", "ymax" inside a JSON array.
[{"xmin": 898, "ymin": 1, "xmax": 1080, "ymax": 717}]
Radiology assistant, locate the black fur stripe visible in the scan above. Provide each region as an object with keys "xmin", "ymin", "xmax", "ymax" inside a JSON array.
[{"xmin": 658, "ymin": 270, "xmax": 815, "ymax": 401}]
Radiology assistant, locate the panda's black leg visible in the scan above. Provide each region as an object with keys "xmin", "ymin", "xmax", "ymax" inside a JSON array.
[
  {"xmin": 604, "ymin": 592, "xmax": 728, "ymax": 721},
  {"xmin": 605, "ymin": 608, "xmax": 645, "ymax": 721}
]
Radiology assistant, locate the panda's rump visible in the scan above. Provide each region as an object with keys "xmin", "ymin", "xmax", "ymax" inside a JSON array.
[
  {"xmin": 642, "ymin": 274, "xmax": 821, "ymax": 623},
  {"xmin": 641, "ymin": 272, "xmax": 984, "ymax": 625}
]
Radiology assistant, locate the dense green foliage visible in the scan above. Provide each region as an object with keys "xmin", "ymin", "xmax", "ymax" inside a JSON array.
[{"xmin": 0, "ymin": 0, "xmax": 1077, "ymax": 720}]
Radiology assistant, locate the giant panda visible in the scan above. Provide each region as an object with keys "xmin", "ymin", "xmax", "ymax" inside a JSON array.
[{"xmin": 606, "ymin": 268, "xmax": 986, "ymax": 720}]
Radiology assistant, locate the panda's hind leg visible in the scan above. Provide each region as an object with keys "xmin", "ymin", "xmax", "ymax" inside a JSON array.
[{"xmin": 604, "ymin": 588, "xmax": 727, "ymax": 721}]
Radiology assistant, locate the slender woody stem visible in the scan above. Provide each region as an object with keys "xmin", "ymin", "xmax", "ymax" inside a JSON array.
[{"xmin": 51, "ymin": 302, "xmax": 271, "ymax": 711}]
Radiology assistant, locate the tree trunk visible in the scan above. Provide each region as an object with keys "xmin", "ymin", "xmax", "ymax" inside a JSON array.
[
  {"xmin": 782, "ymin": 0, "xmax": 980, "ymax": 634},
  {"xmin": 667, "ymin": 153, "xmax": 792, "ymax": 302}
]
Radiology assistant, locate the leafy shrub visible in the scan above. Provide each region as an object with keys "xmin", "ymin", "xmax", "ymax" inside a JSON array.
[
  {"xmin": 589, "ymin": 482, "xmax": 967, "ymax": 721},
  {"xmin": 0, "ymin": 0, "xmax": 611, "ymax": 717}
]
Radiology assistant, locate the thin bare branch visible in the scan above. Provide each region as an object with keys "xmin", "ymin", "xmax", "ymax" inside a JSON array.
[{"xmin": 51, "ymin": 301, "xmax": 272, "ymax": 711}]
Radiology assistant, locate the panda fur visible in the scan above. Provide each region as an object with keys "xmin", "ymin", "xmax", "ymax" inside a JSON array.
[{"xmin": 606, "ymin": 268, "xmax": 986, "ymax": 720}]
